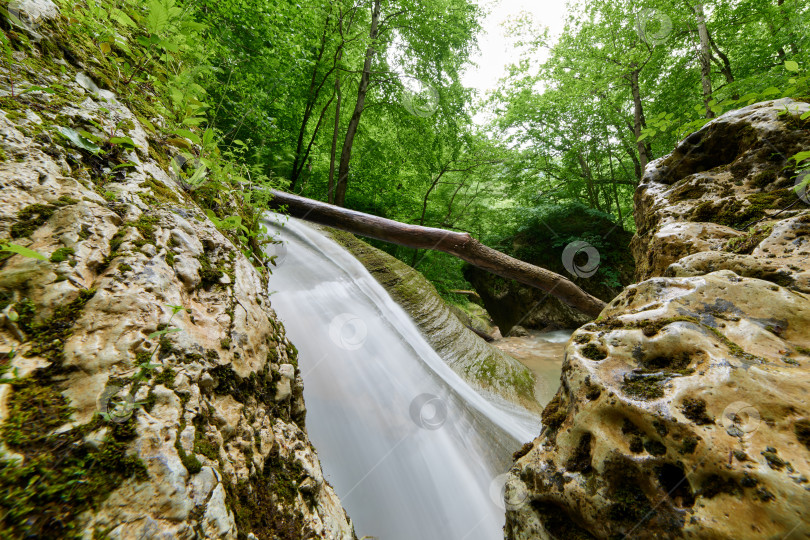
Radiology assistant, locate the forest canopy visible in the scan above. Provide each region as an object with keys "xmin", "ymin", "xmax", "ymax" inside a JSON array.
[{"xmin": 23, "ymin": 0, "xmax": 809, "ymax": 295}]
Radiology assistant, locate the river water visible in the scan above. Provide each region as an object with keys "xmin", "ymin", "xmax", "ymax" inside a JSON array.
[{"xmin": 263, "ymin": 215, "xmax": 542, "ymax": 540}]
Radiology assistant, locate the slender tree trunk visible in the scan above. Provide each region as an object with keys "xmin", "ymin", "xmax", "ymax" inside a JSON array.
[
  {"xmin": 576, "ymin": 151, "xmax": 600, "ymax": 210},
  {"xmin": 328, "ymin": 75, "xmax": 342, "ymax": 204},
  {"xmin": 334, "ymin": 0, "xmax": 381, "ymax": 207},
  {"xmin": 777, "ymin": 0, "xmax": 800, "ymax": 56},
  {"xmin": 630, "ymin": 69, "xmax": 651, "ymax": 173},
  {"xmin": 290, "ymin": 11, "xmax": 333, "ymax": 190},
  {"xmin": 607, "ymin": 143, "xmax": 623, "ymax": 223},
  {"xmin": 269, "ymin": 190, "xmax": 608, "ymax": 318},
  {"xmin": 693, "ymin": 2, "xmax": 714, "ymax": 118}
]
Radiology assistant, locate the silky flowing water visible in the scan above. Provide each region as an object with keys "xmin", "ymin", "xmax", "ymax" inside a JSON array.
[{"xmin": 264, "ymin": 215, "xmax": 554, "ymax": 540}]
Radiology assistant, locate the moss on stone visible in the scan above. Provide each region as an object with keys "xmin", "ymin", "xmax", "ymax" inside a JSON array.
[
  {"xmin": 223, "ymin": 447, "xmax": 310, "ymax": 538},
  {"xmin": 699, "ymin": 474, "xmax": 741, "ymax": 498},
  {"xmin": 681, "ymin": 398, "xmax": 713, "ymax": 425},
  {"xmin": 565, "ymin": 433, "xmax": 593, "ymax": 473},
  {"xmin": 679, "ymin": 435, "xmax": 699, "ymax": 455},
  {"xmin": 581, "ymin": 343, "xmax": 607, "ymax": 361},
  {"xmin": 530, "ymin": 500, "xmax": 596, "ymax": 539},
  {"xmin": 140, "ymin": 176, "xmax": 179, "ymax": 204},
  {"xmin": 670, "ymin": 182, "xmax": 705, "ymax": 202},
  {"xmin": 621, "ymin": 373, "xmax": 667, "ymax": 400},
  {"xmin": 10, "ymin": 195, "xmax": 77, "ymax": 237},
  {"xmin": 0, "ymin": 380, "xmax": 147, "ymax": 538},
  {"xmin": 513, "ymin": 441, "xmax": 533, "ymax": 461},
  {"xmin": 795, "ymin": 419, "xmax": 810, "ymax": 451},
  {"xmin": 15, "ymin": 289, "xmax": 96, "ymax": 367},
  {"xmin": 49, "ymin": 246, "xmax": 75, "ymax": 263},
  {"xmin": 542, "ymin": 393, "xmax": 567, "ymax": 431},
  {"xmin": 725, "ymin": 223, "xmax": 773, "ymax": 254}
]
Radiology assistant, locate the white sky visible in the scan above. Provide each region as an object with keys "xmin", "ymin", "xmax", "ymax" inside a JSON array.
[{"xmin": 461, "ymin": 0, "xmax": 569, "ymax": 95}]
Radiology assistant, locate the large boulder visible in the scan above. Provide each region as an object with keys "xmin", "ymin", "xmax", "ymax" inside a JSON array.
[
  {"xmin": 464, "ymin": 203, "xmax": 634, "ymax": 334},
  {"xmin": 504, "ymin": 100, "xmax": 810, "ymax": 539},
  {"xmin": 0, "ymin": 23, "xmax": 354, "ymax": 540}
]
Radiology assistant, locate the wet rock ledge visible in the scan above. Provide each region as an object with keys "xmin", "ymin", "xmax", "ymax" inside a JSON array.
[
  {"xmin": 505, "ymin": 100, "xmax": 810, "ymax": 539},
  {"xmin": 0, "ymin": 4, "xmax": 354, "ymax": 538}
]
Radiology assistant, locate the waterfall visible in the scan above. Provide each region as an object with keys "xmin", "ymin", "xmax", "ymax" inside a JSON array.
[{"xmin": 264, "ymin": 215, "xmax": 542, "ymax": 540}]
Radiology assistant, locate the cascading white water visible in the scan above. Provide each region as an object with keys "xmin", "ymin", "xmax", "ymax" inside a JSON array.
[{"xmin": 264, "ymin": 215, "xmax": 542, "ymax": 540}]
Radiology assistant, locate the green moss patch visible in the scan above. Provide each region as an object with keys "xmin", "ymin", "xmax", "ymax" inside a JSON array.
[
  {"xmin": 15, "ymin": 289, "xmax": 96, "ymax": 367},
  {"xmin": 725, "ymin": 224, "xmax": 773, "ymax": 254},
  {"xmin": 49, "ymin": 246, "xmax": 75, "ymax": 263},
  {"xmin": 541, "ymin": 393, "xmax": 567, "ymax": 431},
  {"xmin": 681, "ymin": 398, "xmax": 713, "ymax": 425},
  {"xmin": 0, "ymin": 381, "xmax": 147, "ymax": 538},
  {"xmin": 10, "ymin": 196, "xmax": 77, "ymax": 238},
  {"xmin": 621, "ymin": 373, "xmax": 667, "ymax": 400},
  {"xmin": 140, "ymin": 177, "xmax": 180, "ymax": 204},
  {"xmin": 581, "ymin": 343, "xmax": 607, "ymax": 361},
  {"xmin": 529, "ymin": 500, "xmax": 596, "ymax": 539},
  {"xmin": 223, "ymin": 448, "xmax": 309, "ymax": 539}
]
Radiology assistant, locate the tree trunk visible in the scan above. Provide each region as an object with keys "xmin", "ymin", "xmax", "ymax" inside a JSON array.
[
  {"xmin": 268, "ymin": 190, "xmax": 608, "ymax": 318},
  {"xmin": 290, "ymin": 10, "xmax": 333, "ymax": 190},
  {"xmin": 334, "ymin": 0, "xmax": 381, "ymax": 207},
  {"xmin": 693, "ymin": 2, "xmax": 714, "ymax": 118},
  {"xmin": 630, "ymin": 69, "xmax": 651, "ymax": 173},
  {"xmin": 328, "ymin": 75, "xmax": 342, "ymax": 204}
]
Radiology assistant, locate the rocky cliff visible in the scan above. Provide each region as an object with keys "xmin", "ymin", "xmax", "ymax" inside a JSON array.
[
  {"xmin": 0, "ymin": 3, "xmax": 353, "ymax": 538},
  {"xmin": 504, "ymin": 99, "xmax": 810, "ymax": 539},
  {"xmin": 327, "ymin": 228, "xmax": 543, "ymax": 414}
]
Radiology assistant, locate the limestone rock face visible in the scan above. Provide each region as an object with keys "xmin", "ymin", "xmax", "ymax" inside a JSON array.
[
  {"xmin": 505, "ymin": 101, "xmax": 810, "ymax": 540},
  {"xmin": 0, "ymin": 31, "xmax": 353, "ymax": 540},
  {"xmin": 632, "ymin": 98, "xmax": 810, "ymax": 289}
]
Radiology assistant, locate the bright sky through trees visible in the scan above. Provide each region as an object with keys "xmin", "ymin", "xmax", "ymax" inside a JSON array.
[{"xmin": 461, "ymin": 0, "xmax": 567, "ymax": 93}]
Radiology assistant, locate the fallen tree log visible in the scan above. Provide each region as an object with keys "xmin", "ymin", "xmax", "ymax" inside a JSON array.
[{"xmin": 268, "ymin": 190, "xmax": 607, "ymax": 318}]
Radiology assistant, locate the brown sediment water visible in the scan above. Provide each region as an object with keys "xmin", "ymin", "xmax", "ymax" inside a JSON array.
[{"xmin": 492, "ymin": 330, "xmax": 572, "ymax": 406}]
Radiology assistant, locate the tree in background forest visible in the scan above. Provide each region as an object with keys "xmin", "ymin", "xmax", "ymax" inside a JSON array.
[
  {"xmin": 39, "ymin": 0, "xmax": 806, "ymax": 298},
  {"xmin": 185, "ymin": 0, "xmax": 808, "ymax": 297}
]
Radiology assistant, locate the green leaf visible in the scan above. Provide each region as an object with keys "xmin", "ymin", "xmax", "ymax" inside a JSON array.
[
  {"xmin": 202, "ymin": 129, "xmax": 215, "ymax": 147},
  {"xmin": 173, "ymin": 129, "xmax": 201, "ymax": 144},
  {"xmin": 785, "ymin": 60, "xmax": 799, "ymax": 72},
  {"xmin": 760, "ymin": 87, "xmax": 781, "ymax": 96},
  {"xmin": 801, "ymin": 111, "xmax": 810, "ymax": 121},
  {"xmin": 0, "ymin": 243, "xmax": 48, "ymax": 261},
  {"xmin": 790, "ymin": 151, "xmax": 810, "ymax": 163},
  {"xmin": 111, "ymin": 162, "xmax": 137, "ymax": 171},
  {"xmin": 111, "ymin": 8, "xmax": 137, "ymax": 27},
  {"xmin": 146, "ymin": 0, "xmax": 169, "ymax": 34},
  {"xmin": 147, "ymin": 328, "xmax": 182, "ymax": 339},
  {"xmin": 56, "ymin": 127, "xmax": 102, "ymax": 154},
  {"xmin": 109, "ymin": 136, "xmax": 137, "ymax": 148}
]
